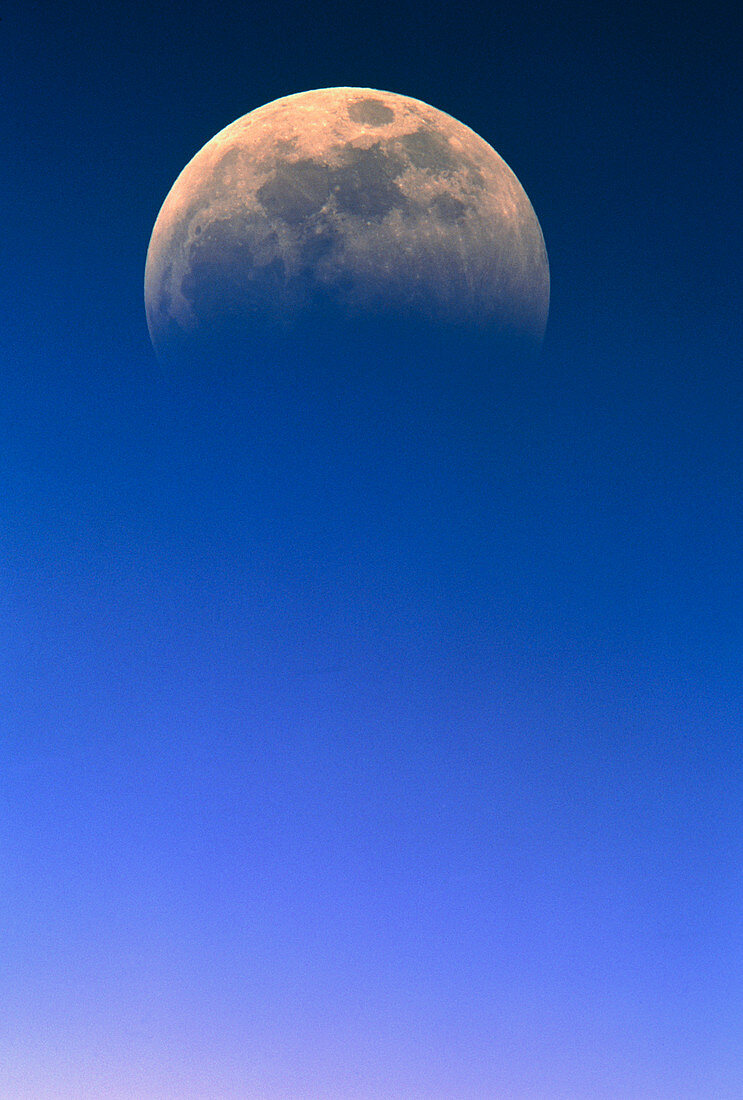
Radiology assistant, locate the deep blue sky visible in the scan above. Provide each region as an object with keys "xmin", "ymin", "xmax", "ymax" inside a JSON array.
[{"xmin": 3, "ymin": 1, "xmax": 742, "ymax": 1097}]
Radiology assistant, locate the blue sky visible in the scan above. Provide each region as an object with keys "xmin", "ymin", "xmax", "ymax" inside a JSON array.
[{"xmin": 3, "ymin": 1, "xmax": 742, "ymax": 1096}]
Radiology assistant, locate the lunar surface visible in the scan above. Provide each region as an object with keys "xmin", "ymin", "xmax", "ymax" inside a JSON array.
[{"xmin": 145, "ymin": 88, "xmax": 549, "ymax": 362}]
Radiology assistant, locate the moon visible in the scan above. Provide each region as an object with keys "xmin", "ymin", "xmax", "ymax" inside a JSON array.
[{"xmin": 144, "ymin": 88, "xmax": 549, "ymax": 363}]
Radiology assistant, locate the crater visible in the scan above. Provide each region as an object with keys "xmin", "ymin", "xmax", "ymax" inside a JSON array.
[{"xmin": 348, "ymin": 98, "xmax": 395, "ymax": 126}]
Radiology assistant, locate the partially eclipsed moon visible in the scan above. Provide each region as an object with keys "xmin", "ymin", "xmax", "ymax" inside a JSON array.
[{"xmin": 144, "ymin": 88, "xmax": 549, "ymax": 361}]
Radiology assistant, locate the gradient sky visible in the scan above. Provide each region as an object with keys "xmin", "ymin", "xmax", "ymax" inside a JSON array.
[{"xmin": 3, "ymin": 1, "xmax": 742, "ymax": 1097}]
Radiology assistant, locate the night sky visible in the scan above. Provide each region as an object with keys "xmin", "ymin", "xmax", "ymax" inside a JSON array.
[{"xmin": 4, "ymin": 1, "xmax": 742, "ymax": 1097}]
